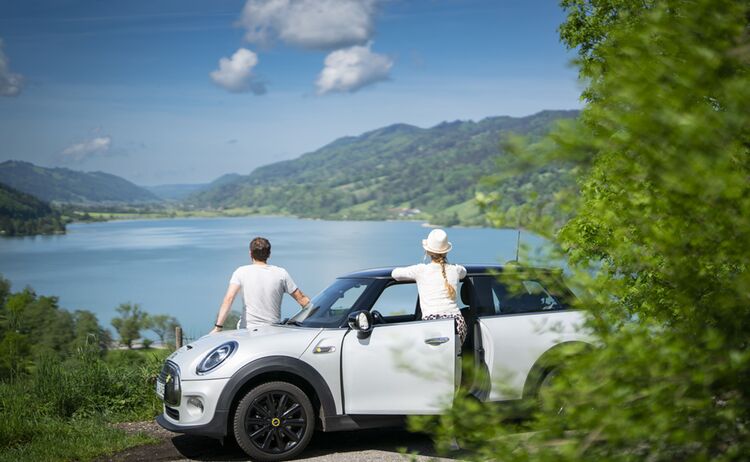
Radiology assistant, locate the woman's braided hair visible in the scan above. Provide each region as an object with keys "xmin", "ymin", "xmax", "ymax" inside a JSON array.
[{"xmin": 429, "ymin": 252, "xmax": 456, "ymax": 299}]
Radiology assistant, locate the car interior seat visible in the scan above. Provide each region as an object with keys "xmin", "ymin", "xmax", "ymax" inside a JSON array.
[
  {"xmin": 459, "ymin": 279, "xmax": 476, "ymax": 356},
  {"xmin": 502, "ymin": 293, "xmax": 542, "ymax": 314}
]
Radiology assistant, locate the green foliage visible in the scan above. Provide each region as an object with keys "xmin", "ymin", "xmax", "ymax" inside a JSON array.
[
  {"xmin": 421, "ymin": 0, "xmax": 750, "ymax": 460},
  {"xmin": 188, "ymin": 111, "xmax": 578, "ymax": 226},
  {"xmin": 0, "ymin": 278, "xmax": 171, "ymax": 460},
  {"xmin": 478, "ymin": 158, "xmax": 576, "ymax": 230},
  {"xmin": 0, "ymin": 349, "xmax": 167, "ymax": 461},
  {"xmin": 558, "ymin": 0, "xmax": 655, "ymax": 101},
  {"xmin": 111, "ymin": 302, "xmax": 148, "ymax": 349},
  {"xmin": 0, "ymin": 277, "xmax": 110, "ymax": 379},
  {"xmin": 0, "ymin": 183, "xmax": 65, "ymax": 236},
  {"xmin": 144, "ymin": 314, "xmax": 180, "ymax": 346},
  {"xmin": 0, "ymin": 160, "xmax": 159, "ymax": 204}
]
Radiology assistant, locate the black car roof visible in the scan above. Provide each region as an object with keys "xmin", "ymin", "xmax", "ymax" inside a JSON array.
[{"xmin": 340, "ymin": 264, "xmax": 560, "ymax": 279}]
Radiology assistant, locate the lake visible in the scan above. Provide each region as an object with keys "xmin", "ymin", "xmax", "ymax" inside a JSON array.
[{"xmin": 0, "ymin": 216, "xmax": 548, "ymax": 338}]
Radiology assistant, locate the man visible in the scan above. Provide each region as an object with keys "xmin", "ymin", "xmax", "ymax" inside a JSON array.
[{"xmin": 210, "ymin": 237, "xmax": 311, "ymax": 333}]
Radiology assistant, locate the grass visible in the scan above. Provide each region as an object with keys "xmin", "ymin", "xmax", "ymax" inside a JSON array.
[
  {"xmin": 0, "ymin": 348, "xmax": 170, "ymax": 461},
  {"xmin": 0, "ymin": 417, "xmax": 156, "ymax": 462}
]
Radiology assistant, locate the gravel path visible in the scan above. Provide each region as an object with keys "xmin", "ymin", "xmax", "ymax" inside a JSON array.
[{"xmin": 97, "ymin": 421, "xmax": 461, "ymax": 462}]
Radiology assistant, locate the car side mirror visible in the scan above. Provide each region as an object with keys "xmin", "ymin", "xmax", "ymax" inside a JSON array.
[{"xmin": 347, "ymin": 310, "xmax": 373, "ymax": 339}]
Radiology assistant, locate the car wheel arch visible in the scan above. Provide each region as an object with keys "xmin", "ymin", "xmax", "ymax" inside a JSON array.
[
  {"xmin": 217, "ymin": 356, "xmax": 337, "ymax": 435},
  {"xmin": 521, "ymin": 341, "xmax": 592, "ymax": 399}
]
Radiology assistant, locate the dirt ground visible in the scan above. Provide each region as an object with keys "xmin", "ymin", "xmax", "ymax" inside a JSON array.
[{"xmin": 96, "ymin": 421, "xmax": 461, "ymax": 462}]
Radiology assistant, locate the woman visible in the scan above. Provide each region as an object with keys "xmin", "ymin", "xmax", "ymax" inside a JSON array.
[{"xmin": 392, "ymin": 228, "xmax": 468, "ymax": 343}]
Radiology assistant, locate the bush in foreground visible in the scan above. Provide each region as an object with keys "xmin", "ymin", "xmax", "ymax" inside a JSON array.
[
  {"xmin": 0, "ymin": 349, "xmax": 168, "ymax": 461},
  {"xmin": 421, "ymin": 0, "xmax": 750, "ymax": 461}
]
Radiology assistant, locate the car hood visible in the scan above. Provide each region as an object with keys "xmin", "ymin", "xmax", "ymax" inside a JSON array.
[{"xmin": 167, "ymin": 325, "xmax": 323, "ymax": 381}]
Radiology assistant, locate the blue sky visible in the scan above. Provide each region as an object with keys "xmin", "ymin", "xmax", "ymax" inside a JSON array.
[{"xmin": 0, "ymin": 0, "xmax": 581, "ymax": 185}]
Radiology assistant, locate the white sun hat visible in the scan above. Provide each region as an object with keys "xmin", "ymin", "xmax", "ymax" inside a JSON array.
[{"xmin": 422, "ymin": 229, "xmax": 452, "ymax": 254}]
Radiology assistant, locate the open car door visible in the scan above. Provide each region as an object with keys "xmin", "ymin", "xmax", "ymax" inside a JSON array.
[{"xmin": 341, "ymin": 318, "xmax": 457, "ymax": 414}]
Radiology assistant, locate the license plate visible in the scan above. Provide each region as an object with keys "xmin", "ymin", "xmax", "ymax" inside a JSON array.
[{"xmin": 156, "ymin": 379, "xmax": 165, "ymax": 399}]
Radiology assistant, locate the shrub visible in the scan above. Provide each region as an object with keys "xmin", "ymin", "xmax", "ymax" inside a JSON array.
[{"xmin": 425, "ymin": 0, "xmax": 750, "ymax": 460}]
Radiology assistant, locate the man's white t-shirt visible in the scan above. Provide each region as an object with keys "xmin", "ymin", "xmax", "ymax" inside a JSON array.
[
  {"xmin": 391, "ymin": 262, "xmax": 467, "ymax": 317},
  {"xmin": 229, "ymin": 264, "xmax": 298, "ymax": 327}
]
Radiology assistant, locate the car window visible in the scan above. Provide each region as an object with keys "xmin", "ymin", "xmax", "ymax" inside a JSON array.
[
  {"xmin": 288, "ymin": 278, "xmax": 373, "ymax": 328},
  {"xmin": 371, "ymin": 283, "xmax": 418, "ymax": 320},
  {"xmin": 331, "ymin": 283, "xmax": 368, "ymax": 312},
  {"xmin": 456, "ymin": 280, "xmax": 468, "ymax": 307},
  {"xmin": 470, "ymin": 276, "xmax": 564, "ymax": 316}
]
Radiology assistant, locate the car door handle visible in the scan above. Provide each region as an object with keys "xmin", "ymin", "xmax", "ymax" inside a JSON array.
[{"xmin": 425, "ymin": 337, "xmax": 450, "ymax": 346}]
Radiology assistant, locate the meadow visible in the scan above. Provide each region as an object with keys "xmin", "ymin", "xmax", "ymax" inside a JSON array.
[{"xmin": 0, "ymin": 348, "xmax": 167, "ymax": 461}]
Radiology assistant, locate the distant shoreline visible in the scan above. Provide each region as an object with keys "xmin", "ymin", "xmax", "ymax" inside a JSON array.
[{"xmin": 66, "ymin": 208, "xmax": 483, "ymax": 229}]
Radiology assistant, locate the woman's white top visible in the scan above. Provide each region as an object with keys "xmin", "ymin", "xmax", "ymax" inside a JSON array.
[{"xmin": 391, "ymin": 263, "xmax": 467, "ymax": 317}]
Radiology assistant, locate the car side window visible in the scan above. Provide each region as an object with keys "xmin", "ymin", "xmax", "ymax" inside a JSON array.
[
  {"xmin": 496, "ymin": 279, "xmax": 562, "ymax": 314},
  {"xmin": 472, "ymin": 276, "xmax": 563, "ymax": 316},
  {"xmin": 371, "ymin": 283, "xmax": 419, "ymax": 321}
]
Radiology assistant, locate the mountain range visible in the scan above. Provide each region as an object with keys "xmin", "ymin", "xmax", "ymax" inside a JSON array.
[
  {"xmin": 187, "ymin": 110, "xmax": 578, "ymax": 225},
  {"xmin": 0, "ymin": 161, "xmax": 159, "ymax": 204},
  {"xmin": 0, "ymin": 109, "xmax": 577, "ymax": 234}
]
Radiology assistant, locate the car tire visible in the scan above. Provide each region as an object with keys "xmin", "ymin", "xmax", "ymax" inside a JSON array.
[
  {"xmin": 233, "ymin": 381, "xmax": 315, "ymax": 462},
  {"xmin": 537, "ymin": 368, "xmax": 565, "ymax": 416}
]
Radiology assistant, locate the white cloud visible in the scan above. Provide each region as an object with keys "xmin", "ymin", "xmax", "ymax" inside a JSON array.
[
  {"xmin": 316, "ymin": 43, "xmax": 392, "ymax": 94},
  {"xmin": 238, "ymin": 0, "xmax": 377, "ymax": 50},
  {"xmin": 210, "ymin": 48, "xmax": 266, "ymax": 94},
  {"xmin": 60, "ymin": 136, "xmax": 112, "ymax": 163},
  {"xmin": 0, "ymin": 38, "xmax": 23, "ymax": 97}
]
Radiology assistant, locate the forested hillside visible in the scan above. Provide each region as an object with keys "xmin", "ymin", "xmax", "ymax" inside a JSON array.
[
  {"xmin": 0, "ymin": 160, "xmax": 159, "ymax": 204},
  {"xmin": 188, "ymin": 110, "xmax": 578, "ymax": 225},
  {"xmin": 0, "ymin": 183, "xmax": 65, "ymax": 236}
]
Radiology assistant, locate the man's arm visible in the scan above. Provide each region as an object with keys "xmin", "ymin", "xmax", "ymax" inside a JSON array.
[
  {"xmin": 210, "ymin": 283, "xmax": 241, "ymax": 334},
  {"xmin": 291, "ymin": 288, "xmax": 312, "ymax": 308}
]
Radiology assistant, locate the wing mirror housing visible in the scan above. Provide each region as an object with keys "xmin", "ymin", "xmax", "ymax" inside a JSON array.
[{"xmin": 347, "ymin": 310, "xmax": 373, "ymax": 339}]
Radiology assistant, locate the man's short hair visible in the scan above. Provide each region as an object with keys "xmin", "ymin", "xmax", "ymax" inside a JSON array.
[{"xmin": 250, "ymin": 237, "xmax": 271, "ymax": 262}]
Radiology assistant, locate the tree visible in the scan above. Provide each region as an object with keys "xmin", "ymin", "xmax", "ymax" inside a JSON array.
[
  {"xmin": 0, "ymin": 276, "xmax": 109, "ymax": 377},
  {"xmin": 72, "ymin": 310, "xmax": 111, "ymax": 354},
  {"xmin": 0, "ymin": 276, "xmax": 10, "ymax": 308},
  {"xmin": 144, "ymin": 314, "xmax": 180, "ymax": 346},
  {"xmin": 110, "ymin": 303, "xmax": 148, "ymax": 349},
  {"xmin": 415, "ymin": 0, "xmax": 750, "ymax": 460}
]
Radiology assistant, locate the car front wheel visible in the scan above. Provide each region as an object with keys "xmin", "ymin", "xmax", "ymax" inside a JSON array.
[{"xmin": 233, "ymin": 381, "xmax": 315, "ymax": 462}]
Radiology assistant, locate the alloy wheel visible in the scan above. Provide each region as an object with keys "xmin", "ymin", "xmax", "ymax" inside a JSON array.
[{"xmin": 244, "ymin": 391, "xmax": 308, "ymax": 454}]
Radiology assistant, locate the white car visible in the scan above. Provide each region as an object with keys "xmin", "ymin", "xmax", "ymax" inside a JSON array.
[{"xmin": 156, "ymin": 265, "xmax": 590, "ymax": 461}]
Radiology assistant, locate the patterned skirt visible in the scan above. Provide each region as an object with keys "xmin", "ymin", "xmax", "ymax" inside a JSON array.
[{"xmin": 423, "ymin": 313, "xmax": 467, "ymax": 344}]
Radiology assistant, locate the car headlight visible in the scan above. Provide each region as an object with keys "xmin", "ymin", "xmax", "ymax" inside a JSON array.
[{"xmin": 196, "ymin": 341, "xmax": 238, "ymax": 375}]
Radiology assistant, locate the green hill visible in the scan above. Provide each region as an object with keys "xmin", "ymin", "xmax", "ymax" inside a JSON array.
[
  {"xmin": 0, "ymin": 183, "xmax": 65, "ymax": 236},
  {"xmin": 188, "ymin": 110, "xmax": 578, "ymax": 225},
  {"xmin": 0, "ymin": 161, "xmax": 160, "ymax": 204}
]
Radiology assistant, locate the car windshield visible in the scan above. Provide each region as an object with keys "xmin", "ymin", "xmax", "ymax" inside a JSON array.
[{"xmin": 287, "ymin": 278, "xmax": 373, "ymax": 328}]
